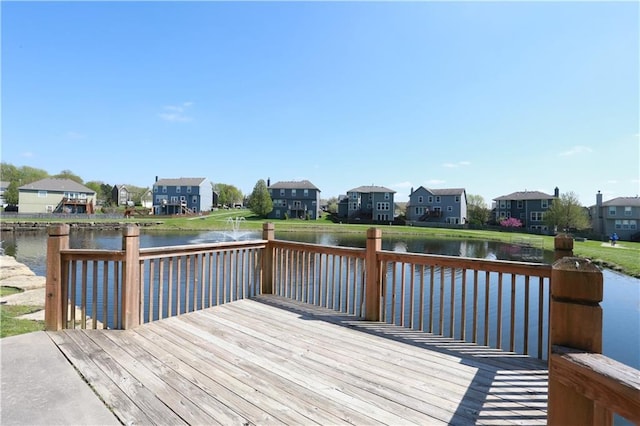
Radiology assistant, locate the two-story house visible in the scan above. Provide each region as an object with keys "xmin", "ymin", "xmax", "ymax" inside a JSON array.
[
  {"xmin": 267, "ymin": 179, "xmax": 321, "ymax": 220},
  {"xmin": 406, "ymin": 187, "xmax": 467, "ymax": 225},
  {"xmin": 337, "ymin": 185, "xmax": 396, "ymax": 222},
  {"xmin": 111, "ymin": 184, "xmax": 131, "ymax": 206},
  {"xmin": 18, "ymin": 178, "xmax": 96, "ymax": 214},
  {"xmin": 590, "ymin": 191, "xmax": 640, "ymax": 241},
  {"xmin": 152, "ymin": 177, "xmax": 213, "ymax": 215},
  {"xmin": 493, "ymin": 188, "xmax": 558, "ymax": 233}
]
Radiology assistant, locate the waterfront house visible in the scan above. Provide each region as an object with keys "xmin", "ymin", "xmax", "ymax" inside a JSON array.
[
  {"xmin": 17, "ymin": 178, "xmax": 96, "ymax": 214},
  {"xmin": 493, "ymin": 188, "xmax": 558, "ymax": 233},
  {"xmin": 337, "ymin": 185, "xmax": 396, "ymax": 222},
  {"xmin": 267, "ymin": 179, "xmax": 321, "ymax": 220},
  {"xmin": 590, "ymin": 191, "xmax": 640, "ymax": 241},
  {"xmin": 406, "ymin": 187, "xmax": 467, "ymax": 225},
  {"xmin": 0, "ymin": 181, "xmax": 9, "ymax": 207},
  {"xmin": 152, "ymin": 177, "xmax": 213, "ymax": 215},
  {"xmin": 111, "ymin": 184, "xmax": 131, "ymax": 206}
]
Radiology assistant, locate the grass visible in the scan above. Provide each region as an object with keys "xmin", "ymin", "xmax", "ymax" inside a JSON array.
[
  {"xmin": 4, "ymin": 210, "xmax": 640, "ymax": 277},
  {"xmin": 0, "ymin": 303, "xmax": 45, "ymax": 338}
]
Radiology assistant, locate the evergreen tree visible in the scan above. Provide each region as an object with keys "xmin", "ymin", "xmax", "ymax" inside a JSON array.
[{"xmin": 247, "ymin": 179, "xmax": 273, "ymax": 217}]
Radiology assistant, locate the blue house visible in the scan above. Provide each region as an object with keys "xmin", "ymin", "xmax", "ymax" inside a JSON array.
[
  {"xmin": 338, "ymin": 185, "xmax": 396, "ymax": 222},
  {"xmin": 267, "ymin": 179, "xmax": 321, "ymax": 220},
  {"xmin": 152, "ymin": 177, "xmax": 213, "ymax": 215},
  {"xmin": 493, "ymin": 188, "xmax": 558, "ymax": 233},
  {"xmin": 406, "ymin": 187, "xmax": 467, "ymax": 225}
]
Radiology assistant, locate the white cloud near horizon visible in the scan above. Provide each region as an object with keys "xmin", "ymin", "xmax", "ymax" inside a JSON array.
[
  {"xmin": 559, "ymin": 145, "xmax": 593, "ymax": 156},
  {"xmin": 442, "ymin": 160, "xmax": 471, "ymax": 168},
  {"xmin": 159, "ymin": 102, "xmax": 194, "ymax": 122}
]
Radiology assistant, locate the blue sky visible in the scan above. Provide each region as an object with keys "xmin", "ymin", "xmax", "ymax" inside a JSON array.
[{"xmin": 2, "ymin": 1, "xmax": 638, "ymax": 206}]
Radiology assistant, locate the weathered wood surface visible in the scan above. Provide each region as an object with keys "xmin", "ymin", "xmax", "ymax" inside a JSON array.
[{"xmin": 49, "ymin": 295, "xmax": 548, "ymax": 425}]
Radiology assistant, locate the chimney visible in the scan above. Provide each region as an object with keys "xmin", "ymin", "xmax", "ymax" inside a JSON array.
[
  {"xmin": 554, "ymin": 187, "xmax": 559, "ymax": 197},
  {"xmin": 155, "ymin": 176, "xmax": 158, "ymax": 182},
  {"xmin": 267, "ymin": 177, "xmax": 271, "ymax": 187},
  {"xmin": 596, "ymin": 190, "xmax": 603, "ymax": 217}
]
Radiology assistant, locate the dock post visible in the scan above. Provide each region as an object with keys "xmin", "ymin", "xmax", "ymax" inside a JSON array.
[
  {"xmin": 553, "ymin": 233, "xmax": 574, "ymax": 261},
  {"xmin": 45, "ymin": 224, "xmax": 70, "ymax": 330},
  {"xmin": 261, "ymin": 222, "xmax": 275, "ymax": 295},
  {"xmin": 122, "ymin": 225, "xmax": 141, "ymax": 329},
  {"xmin": 548, "ymin": 255, "xmax": 611, "ymax": 425},
  {"xmin": 364, "ymin": 228, "xmax": 382, "ymax": 321}
]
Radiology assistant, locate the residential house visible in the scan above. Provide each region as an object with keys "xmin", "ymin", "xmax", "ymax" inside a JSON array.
[
  {"xmin": 111, "ymin": 184, "xmax": 131, "ymax": 206},
  {"xmin": 493, "ymin": 188, "xmax": 558, "ymax": 233},
  {"xmin": 0, "ymin": 181, "xmax": 9, "ymax": 207},
  {"xmin": 267, "ymin": 179, "xmax": 321, "ymax": 220},
  {"xmin": 152, "ymin": 177, "xmax": 213, "ymax": 215},
  {"xmin": 590, "ymin": 191, "xmax": 640, "ymax": 241},
  {"xmin": 18, "ymin": 178, "xmax": 96, "ymax": 214},
  {"xmin": 406, "ymin": 187, "xmax": 467, "ymax": 225},
  {"xmin": 338, "ymin": 185, "xmax": 396, "ymax": 222},
  {"xmin": 140, "ymin": 188, "xmax": 153, "ymax": 209}
]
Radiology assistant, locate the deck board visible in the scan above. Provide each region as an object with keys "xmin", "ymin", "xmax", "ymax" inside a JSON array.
[{"xmin": 49, "ymin": 295, "xmax": 548, "ymax": 425}]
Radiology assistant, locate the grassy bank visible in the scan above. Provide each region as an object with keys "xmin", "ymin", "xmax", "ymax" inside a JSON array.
[
  {"xmin": 4, "ymin": 210, "xmax": 639, "ymax": 277},
  {"xmin": 0, "ymin": 288, "xmax": 45, "ymax": 338}
]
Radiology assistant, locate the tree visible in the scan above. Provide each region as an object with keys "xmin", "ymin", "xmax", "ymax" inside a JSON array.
[
  {"xmin": 544, "ymin": 191, "xmax": 590, "ymax": 233},
  {"xmin": 213, "ymin": 183, "xmax": 243, "ymax": 207},
  {"xmin": 467, "ymin": 194, "xmax": 491, "ymax": 225},
  {"xmin": 0, "ymin": 163, "xmax": 49, "ymax": 205},
  {"xmin": 246, "ymin": 179, "xmax": 273, "ymax": 217},
  {"xmin": 53, "ymin": 169, "xmax": 83, "ymax": 183},
  {"xmin": 324, "ymin": 196, "xmax": 339, "ymax": 214},
  {"xmin": 500, "ymin": 217, "xmax": 523, "ymax": 228}
]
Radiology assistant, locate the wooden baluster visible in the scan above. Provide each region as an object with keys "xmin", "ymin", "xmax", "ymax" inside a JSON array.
[{"xmin": 45, "ymin": 224, "xmax": 70, "ymax": 330}]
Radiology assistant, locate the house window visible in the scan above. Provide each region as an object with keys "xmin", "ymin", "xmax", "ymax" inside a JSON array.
[
  {"xmin": 352, "ymin": 202, "xmax": 358, "ymax": 210},
  {"xmin": 609, "ymin": 206, "xmax": 616, "ymax": 216},
  {"xmin": 447, "ymin": 206, "xmax": 453, "ymax": 212},
  {"xmin": 542, "ymin": 200, "xmax": 548, "ymax": 208},
  {"xmin": 38, "ymin": 191, "xmax": 47, "ymax": 197},
  {"xmin": 384, "ymin": 193, "xmax": 390, "ymax": 200},
  {"xmin": 303, "ymin": 189, "xmax": 308, "ymax": 197},
  {"xmin": 624, "ymin": 206, "xmax": 632, "ymax": 216},
  {"xmin": 351, "ymin": 193, "xmax": 357, "ymax": 200},
  {"xmin": 192, "ymin": 196, "xmax": 197, "ymax": 204},
  {"xmin": 435, "ymin": 196, "xmax": 441, "ymax": 203},
  {"xmin": 530, "ymin": 212, "xmax": 544, "ymax": 221},
  {"xmin": 275, "ymin": 210, "xmax": 281, "ymax": 218},
  {"xmin": 428, "ymin": 196, "xmax": 433, "ymax": 203},
  {"xmin": 154, "ymin": 187, "xmax": 158, "ymax": 193},
  {"xmin": 517, "ymin": 201, "xmax": 523, "ymax": 209},
  {"xmin": 187, "ymin": 186, "xmax": 192, "ymax": 193},
  {"xmin": 176, "ymin": 186, "xmax": 181, "ymax": 193},
  {"xmin": 180, "ymin": 196, "xmax": 186, "ymax": 202},
  {"xmin": 292, "ymin": 189, "xmax": 297, "ymax": 196},
  {"xmin": 415, "ymin": 207, "xmax": 424, "ymax": 214},
  {"xmin": 280, "ymin": 189, "xmax": 285, "ymax": 196},
  {"xmin": 171, "ymin": 196, "xmax": 178, "ymax": 203},
  {"xmin": 162, "ymin": 186, "xmax": 167, "ymax": 193},
  {"xmin": 418, "ymin": 196, "xmax": 423, "ymax": 203},
  {"xmin": 455, "ymin": 196, "xmax": 460, "ymax": 203},
  {"xmin": 46, "ymin": 205, "xmax": 54, "ymax": 213}
]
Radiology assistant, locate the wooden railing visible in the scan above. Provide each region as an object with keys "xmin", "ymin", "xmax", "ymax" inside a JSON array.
[{"xmin": 45, "ymin": 223, "xmax": 640, "ymax": 423}]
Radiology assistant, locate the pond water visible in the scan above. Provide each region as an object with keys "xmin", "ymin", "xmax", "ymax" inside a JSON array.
[{"xmin": 3, "ymin": 228, "xmax": 639, "ymax": 372}]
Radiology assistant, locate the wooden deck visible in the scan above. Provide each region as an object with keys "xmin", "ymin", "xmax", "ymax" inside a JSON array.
[{"xmin": 48, "ymin": 296, "xmax": 548, "ymax": 425}]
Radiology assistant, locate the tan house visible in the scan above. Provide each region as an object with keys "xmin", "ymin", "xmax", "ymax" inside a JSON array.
[{"xmin": 18, "ymin": 178, "xmax": 96, "ymax": 214}]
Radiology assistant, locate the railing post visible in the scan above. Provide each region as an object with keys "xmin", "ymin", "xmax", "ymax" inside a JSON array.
[
  {"xmin": 548, "ymin": 256, "xmax": 611, "ymax": 425},
  {"xmin": 122, "ymin": 225, "xmax": 140, "ymax": 329},
  {"xmin": 45, "ymin": 224, "xmax": 70, "ymax": 331},
  {"xmin": 364, "ymin": 228, "xmax": 382, "ymax": 321},
  {"xmin": 261, "ymin": 222, "xmax": 275, "ymax": 295},
  {"xmin": 554, "ymin": 233, "xmax": 574, "ymax": 261}
]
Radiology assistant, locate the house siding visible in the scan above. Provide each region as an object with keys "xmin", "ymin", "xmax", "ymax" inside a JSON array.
[
  {"xmin": 153, "ymin": 178, "xmax": 212, "ymax": 215},
  {"xmin": 339, "ymin": 186, "xmax": 395, "ymax": 222}
]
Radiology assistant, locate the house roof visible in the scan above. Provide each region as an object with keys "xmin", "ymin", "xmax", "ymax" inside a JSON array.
[
  {"xmin": 494, "ymin": 190, "xmax": 554, "ymax": 201},
  {"xmin": 600, "ymin": 197, "xmax": 640, "ymax": 207},
  {"xmin": 269, "ymin": 180, "xmax": 320, "ymax": 191},
  {"xmin": 347, "ymin": 185, "xmax": 396, "ymax": 194},
  {"xmin": 18, "ymin": 178, "xmax": 95, "ymax": 194},
  {"xmin": 414, "ymin": 186, "xmax": 465, "ymax": 196},
  {"xmin": 154, "ymin": 177, "xmax": 207, "ymax": 186}
]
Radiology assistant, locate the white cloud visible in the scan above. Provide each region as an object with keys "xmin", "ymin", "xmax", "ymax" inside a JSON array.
[
  {"xmin": 392, "ymin": 181, "xmax": 412, "ymax": 189},
  {"xmin": 442, "ymin": 161, "xmax": 471, "ymax": 168},
  {"xmin": 559, "ymin": 145, "xmax": 593, "ymax": 156},
  {"xmin": 159, "ymin": 102, "xmax": 194, "ymax": 122},
  {"xmin": 426, "ymin": 179, "xmax": 445, "ymax": 185},
  {"xmin": 21, "ymin": 151, "xmax": 33, "ymax": 158}
]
